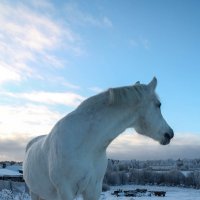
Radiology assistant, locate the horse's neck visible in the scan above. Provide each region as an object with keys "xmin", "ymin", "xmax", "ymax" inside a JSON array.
[
  {"xmin": 84, "ymin": 104, "xmax": 136, "ymax": 153},
  {"xmin": 56, "ymin": 94, "xmax": 138, "ymax": 155}
]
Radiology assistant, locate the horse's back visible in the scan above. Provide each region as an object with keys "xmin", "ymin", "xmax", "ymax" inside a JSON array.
[
  {"xmin": 24, "ymin": 135, "xmax": 47, "ymax": 180},
  {"xmin": 25, "ymin": 135, "xmax": 46, "ymax": 152}
]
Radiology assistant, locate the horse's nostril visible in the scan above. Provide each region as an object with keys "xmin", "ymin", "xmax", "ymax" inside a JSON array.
[{"xmin": 164, "ymin": 133, "xmax": 171, "ymax": 140}]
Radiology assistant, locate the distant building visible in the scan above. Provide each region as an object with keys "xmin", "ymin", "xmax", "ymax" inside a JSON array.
[
  {"xmin": 0, "ymin": 168, "xmax": 23, "ymax": 182},
  {"xmin": 6, "ymin": 164, "xmax": 23, "ymax": 174}
]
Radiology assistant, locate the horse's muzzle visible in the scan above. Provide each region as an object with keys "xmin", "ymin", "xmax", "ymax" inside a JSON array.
[{"xmin": 160, "ymin": 129, "xmax": 174, "ymax": 145}]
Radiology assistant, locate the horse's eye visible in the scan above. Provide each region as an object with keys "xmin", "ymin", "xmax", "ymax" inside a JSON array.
[{"xmin": 157, "ymin": 102, "xmax": 161, "ymax": 108}]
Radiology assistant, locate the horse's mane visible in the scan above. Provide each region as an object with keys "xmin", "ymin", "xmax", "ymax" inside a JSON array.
[
  {"xmin": 77, "ymin": 83, "xmax": 147, "ymax": 111},
  {"xmin": 108, "ymin": 84, "xmax": 147, "ymax": 105}
]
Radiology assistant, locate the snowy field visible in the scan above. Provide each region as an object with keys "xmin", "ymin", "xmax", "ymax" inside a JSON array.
[
  {"xmin": 0, "ymin": 185, "xmax": 199, "ymax": 200},
  {"xmin": 97, "ymin": 185, "xmax": 200, "ymax": 200}
]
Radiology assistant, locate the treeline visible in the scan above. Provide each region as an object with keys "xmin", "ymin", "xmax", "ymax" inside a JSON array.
[
  {"xmin": 103, "ymin": 159, "xmax": 200, "ymax": 189},
  {"xmin": 0, "ymin": 161, "xmax": 22, "ymax": 168}
]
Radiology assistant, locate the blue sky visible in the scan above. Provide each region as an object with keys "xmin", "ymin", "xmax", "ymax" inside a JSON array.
[{"xmin": 0, "ymin": 0, "xmax": 200, "ymax": 161}]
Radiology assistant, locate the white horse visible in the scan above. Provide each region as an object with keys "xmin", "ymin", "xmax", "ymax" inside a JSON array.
[{"xmin": 23, "ymin": 77, "xmax": 174, "ymax": 200}]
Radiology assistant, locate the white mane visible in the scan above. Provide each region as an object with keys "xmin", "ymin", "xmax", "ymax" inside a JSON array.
[
  {"xmin": 108, "ymin": 84, "xmax": 147, "ymax": 105},
  {"xmin": 78, "ymin": 84, "xmax": 147, "ymax": 110}
]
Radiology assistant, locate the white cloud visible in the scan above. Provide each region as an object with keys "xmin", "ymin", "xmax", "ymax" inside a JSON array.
[
  {"xmin": 62, "ymin": 81, "xmax": 81, "ymax": 90},
  {"xmin": 140, "ymin": 37, "xmax": 150, "ymax": 49},
  {"xmin": 28, "ymin": 0, "xmax": 54, "ymax": 11},
  {"xmin": 0, "ymin": 1, "xmax": 83, "ymax": 84},
  {"xmin": 42, "ymin": 53, "xmax": 64, "ymax": 69},
  {"xmin": 129, "ymin": 37, "xmax": 150, "ymax": 49},
  {"xmin": 40, "ymin": 75, "xmax": 81, "ymax": 89},
  {"xmin": 65, "ymin": 2, "xmax": 113, "ymax": 28},
  {"xmin": 129, "ymin": 39, "xmax": 138, "ymax": 47},
  {"xmin": 21, "ymin": 91, "xmax": 85, "ymax": 107},
  {"xmin": 0, "ymin": 104, "xmax": 62, "ymax": 137},
  {"xmin": 0, "ymin": 65, "xmax": 21, "ymax": 83},
  {"xmin": 103, "ymin": 17, "xmax": 113, "ymax": 28},
  {"xmin": 2, "ymin": 91, "xmax": 85, "ymax": 107},
  {"xmin": 88, "ymin": 86, "xmax": 104, "ymax": 93}
]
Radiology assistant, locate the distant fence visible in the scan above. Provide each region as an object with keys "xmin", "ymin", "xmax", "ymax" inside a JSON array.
[{"xmin": 0, "ymin": 180, "xmax": 29, "ymax": 194}]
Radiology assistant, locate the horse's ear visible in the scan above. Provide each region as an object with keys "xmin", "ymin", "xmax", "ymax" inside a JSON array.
[
  {"xmin": 108, "ymin": 88, "xmax": 115, "ymax": 105},
  {"xmin": 148, "ymin": 77, "xmax": 157, "ymax": 91},
  {"xmin": 135, "ymin": 81, "xmax": 140, "ymax": 85}
]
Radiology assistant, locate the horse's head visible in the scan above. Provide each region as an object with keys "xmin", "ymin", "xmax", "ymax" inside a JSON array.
[{"xmin": 133, "ymin": 77, "xmax": 174, "ymax": 145}]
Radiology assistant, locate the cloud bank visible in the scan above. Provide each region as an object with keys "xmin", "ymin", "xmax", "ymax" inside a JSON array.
[
  {"xmin": 0, "ymin": 129, "xmax": 200, "ymax": 161},
  {"xmin": 2, "ymin": 91, "xmax": 85, "ymax": 107},
  {"xmin": 107, "ymin": 131, "xmax": 200, "ymax": 160},
  {"xmin": 0, "ymin": 104, "xmax": 62, "ymax": 137},
  {"xmin": 0, "ymin": 135, "xmax": 31, "ymax": 161}
]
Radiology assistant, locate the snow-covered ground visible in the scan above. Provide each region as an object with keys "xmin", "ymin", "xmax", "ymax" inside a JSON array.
[{"xmin": 0, "ymin": 185, "xmax": 199, "ymax": 200}]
